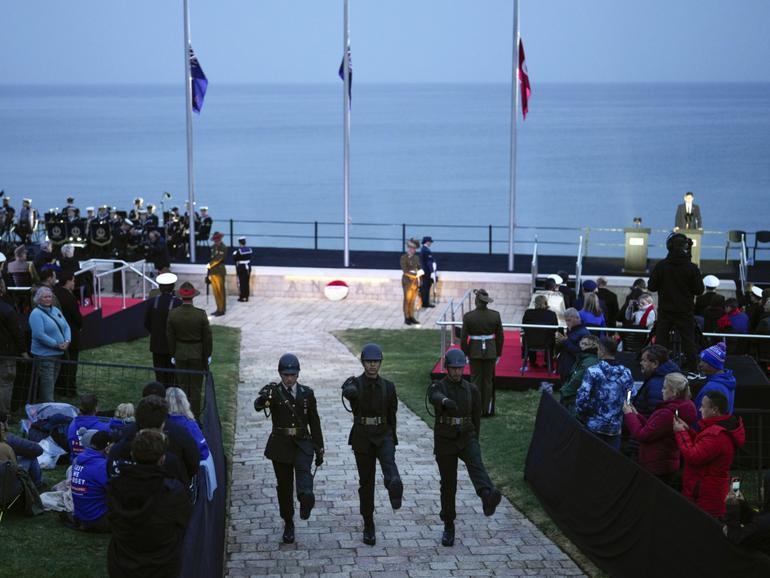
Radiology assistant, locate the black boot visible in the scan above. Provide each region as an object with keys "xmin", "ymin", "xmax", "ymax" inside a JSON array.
[
  {"xmin": 387, "ymin": 478, "xmax": 403, "ymax": 510},
  {"xmin": 441, "ymin": 522, "xmax": 455, "ymax": 547},
  {"xmin": 282, "ymin": 521, "xmax": 295, "ymax": 544},
  {"xmin": 362, "ymin": 518, "xmax": 376, "ymax": 546},
  {"xmin": 481, "ymin": 488, "xmax": 502, "ymax": 517},
  {"xmin": 299, "ymin": 493, "xmax": 315, "ymax": 520}
]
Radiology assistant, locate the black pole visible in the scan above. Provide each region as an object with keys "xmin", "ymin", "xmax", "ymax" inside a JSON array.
[
  {"xmin": 488, "ymin": 225, "xmax": 493, "ymax": 255},
  {"xmin": 314, "ymin": 221, "xmax": 318, "ymax": 250},
  {"xmin": 229, "ymin": 219, "xmax": 234, "ymax": 249},
  {"xmin": 402, "ymin": 223, "xmax": 406, "ymax": 250}
]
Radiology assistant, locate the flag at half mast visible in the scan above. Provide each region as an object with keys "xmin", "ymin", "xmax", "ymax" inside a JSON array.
[
  {"xmin": 189, "ymin": 47, "xmax": 208, "ymax": 114},
  {"xmin": 518, "ymin": 39, "xmax": 531, "ymax": 119},
  {"xmin": 338, "ymin": 44, "xmax": 352, "ymax": 106}
]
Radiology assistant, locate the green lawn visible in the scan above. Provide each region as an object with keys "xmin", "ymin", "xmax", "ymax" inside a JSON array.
[
  {"xmin": 335, "ymin": 328, "xmax": 603, "ymax": 578},
  {"xmin": 1, "ymin": 325, "xmax": 240, "ymax": 578}
]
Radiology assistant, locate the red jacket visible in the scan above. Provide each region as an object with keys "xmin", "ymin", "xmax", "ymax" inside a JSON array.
[
  {"xmin": 675, "ymin": 414, "xmax": 746, "ymax": 518},
  {"xmin": 624, "ymin": 398, "xmax": 698, "ymax": 475}
]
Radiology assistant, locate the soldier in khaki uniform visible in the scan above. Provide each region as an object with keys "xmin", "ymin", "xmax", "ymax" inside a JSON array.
[
  {"xmin": 167, "ymin": 281, "xmax": 213, "ymax": 416},
  {"xmin": 208, "ymin": 231, "xmax": 227, "ymax": 316},
  {"xmin": 461, "ymin": 289, "xmax": 504, "ymax": 417},
  {"xmin": 399, "ymin": 238, "xmax": 423, "ymax": 326}
]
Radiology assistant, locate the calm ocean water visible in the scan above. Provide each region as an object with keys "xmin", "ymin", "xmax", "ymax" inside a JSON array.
[{"xmin": 0, "ymin": 83, "xmax": 768, "ymax": 255}]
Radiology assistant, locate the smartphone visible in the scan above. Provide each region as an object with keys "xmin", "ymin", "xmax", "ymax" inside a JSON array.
[
  {"xmin": 626, "ymin": 390, "xmax": 632, "ymax": 404},
  {"xmin": 675, "ymin": 409, "xmax": 679, "ymax": 419},
  {"xmin": 732, "ymin": 478, "xmax": 741, "ymax": 493}
]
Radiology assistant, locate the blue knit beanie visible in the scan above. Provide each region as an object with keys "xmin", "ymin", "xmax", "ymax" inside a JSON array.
[{"xmin": 700, "ymin": 342, "xmax": 726, "ymax": 370}]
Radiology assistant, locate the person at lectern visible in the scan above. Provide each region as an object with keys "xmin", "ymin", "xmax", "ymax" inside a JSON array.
[{"xmin": 674, "ymin": 191, "xmax": 702, "ymax": 231}]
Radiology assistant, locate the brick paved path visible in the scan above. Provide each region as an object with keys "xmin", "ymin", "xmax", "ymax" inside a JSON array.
[{"xmin": 208, "ymin": 296, "xmax": 584, "ymax": 577}]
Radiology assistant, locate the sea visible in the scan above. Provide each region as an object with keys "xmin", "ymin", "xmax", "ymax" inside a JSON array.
[{"xmin": 0, "ymin": 83, "xmax": 768, "ymax": 257}]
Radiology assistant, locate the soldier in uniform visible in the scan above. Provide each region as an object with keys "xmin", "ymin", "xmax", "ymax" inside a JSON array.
[
  {"xmin": 167, "ymin": 281, "xmax": 212, "ymax": 416},
  {"xmin": 428, "ymin": 348, "xmax": 502, "ymax": 547},
  {"xmin": 144, "ymin": 272, "xmax": 182, "ymax": 386},
  {"xmin": 461, "ymin": 289, "xmax": 505, "ymax": 417},
  {"xmin": 62, "ymin": 196, "xmax": 78, "ymax": 216},
  {"xmin": 146, "ymin": 204, "xmax": 159, "ymax": 228},
  {"xmin": 208, "ymin": 231, "xmax": 227, "ymax": 316},
  {"xmin": 233, "ymin": 236, "xmax": 252, "ymax": 302},
  {"xmin": 254, "ymin": 354, "xmax": 325, "ymax": 544},
  {"xmin": 420, "ymin": 236, "xmax": 436, "ymax": 308},
  {"xmin": 129, "ymin": 197, "xmax": 144, "ymax": 221},
  {"xmin": 341, "ymin": 343, "xmax": 403, "ymax": 546},
  {"xmin": 0, "ymin": 196, "xmax": 14, "ymax": 237},
  {"xmin": 17, "ymin": 199, "xmax": 35, "ymax": 245},
  {"xmin": 400, "ymin": 238, "xmax": 423, "ymax": 326}
]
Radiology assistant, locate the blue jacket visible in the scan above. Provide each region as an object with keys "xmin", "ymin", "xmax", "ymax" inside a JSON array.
[
  {"xmin": 633, "ymin": 359, "xmax": 680, "ymax": 417},
  {"xmin": 71, "ymin": 447, "xmax": 109, "ymax": 522},
  {"xmin": 29, "ymin": 305, "xmax": 71, "ymax": 357},
  {"xmin": 694, "ymin": 370, "xmax": 737, "ymax": 417},
  {"xmin": 576, "ymin": 359, "xmax": 634, "ymax": 436},
  {"xmin": 108, "ymin": 417, "xmax": 134, "ymax": 442},
  {"xmin": 167, "ymin": 414, "xmax": 209, "ymax": 460},
  {"xmin": 67, "ymin": 415, "xmax": 112, "ymax": 461}
]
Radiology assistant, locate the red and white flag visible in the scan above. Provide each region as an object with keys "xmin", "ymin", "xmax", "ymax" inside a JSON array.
[{"xmin": 518, "ymin": 39, "xmax": 531, "ymax": 119}]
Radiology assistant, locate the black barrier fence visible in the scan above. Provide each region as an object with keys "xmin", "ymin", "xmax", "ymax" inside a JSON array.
[
  {"xmin": 6, "ymin": 356, "xmax": 226, "ymax": 578},
  {"xmin": 525, "ymin": 393, "xmax": 770, "ymax": 578},
  {"xmin": 733, "ymin": 409, "xmax": 770, "ymax": 504}
]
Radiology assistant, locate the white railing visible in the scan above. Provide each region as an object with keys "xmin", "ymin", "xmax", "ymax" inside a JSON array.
[
  {"xmin": 575, "ymin": 234, "xmax": 585, "ymax": 294},
  {"xmin": 530, "ymin": 236, "xmax": 538, "ymax": 294},
  {"xmin": 76, "ymin": 259, "xmax": 158, "ymax": 310}
]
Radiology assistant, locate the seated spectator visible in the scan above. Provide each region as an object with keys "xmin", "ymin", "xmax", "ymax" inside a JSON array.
[
  {"xmin": 596, "ymin": 277, "xmax": 620, "ymax": 328},
  {"xmin": 575, "ymin": 337, "xmax": 633, "ymax": 450},
  {"xmin": 560, "ymin": 335, "xmax": 599, "ymax": 415},
  {"xmin": 694, "ymin": 342, "xmax": 736, "ymax": 417},
  {"xmin": 579, "ymin": 292, "xmax": 606, "ymax": 333},
  {"xmin": 695, "ymin": 275, "xmax": 721, "ymax": 317},
  {"xmin": 67, "ymin": 393, "xmax": 111, "ymax": 462},
  {"xmin": 619, "ymin": 278, "xmax": 648, "ymax": 326},
  {"xmin": 166, "ymin": 387, "xmax": 209, "ymax": 461},
  {"xmin": 633, "ymin": 345, "xmax": 680, "ymax": 417},
  {"xmin": 674, "ymin": 390, "xmax": 745, "ymax": 518},
  {"xmin": 108, "ymin": 394, "xmax": 198, "ymax": 484},
  {"xmin": 34, "ymin": 241, "xmax": 54, "ymax": 273},
  {"xmin": 1, "ymin": 412, "xmax": 43, "ymax": 488},
  {"xmin": 624, "ymin": 372, "xmax": 697, "ymax": 488},
  {"xmin": 624, "ymin": 292, "xmax": 656, "ymax": 329},
  {"xmin": 723, "ymin": 472, "xmax": 770, "ymax": 555},
  {"xmin": 109, "ymin": 403, "xmax": 135, "ymax": 441},
  {"xmin": 528, "ymin": 278, "xmax": 566, "ymax": 323},
  {"xmin": 7, "ymin": 245, "xmax": 39, "ymax": 286},
  {"xmin": 70, "ymin": 430, "xmax": 111, "ymax": 532},
  {"xmin": 107, "ymin": 429, "xmax": 193, "ymax": 578},
  {"xmin": 555, "ymin": 308, "xmax": 590, "ymax": 380},
  {"xmin": 521, "ymin": 295, "xmax": 558, "ymax": 368}
]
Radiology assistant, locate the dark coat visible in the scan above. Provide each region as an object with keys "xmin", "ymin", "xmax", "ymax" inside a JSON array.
[
  {"xmin": 557, "ymin": 323, "xmax": 591, "ymax": 378},
  {"xmin": 559, "ymin": 285, "xmax": 576, "ymax": 309},
  {"xmin": 342, "ymin": 374, "xmax": 398, "ymax": 453},
  {"xmin": 53, "ymin": 285, "xmax": 82, "ymax": 350},
  {"xmin": 597, "ymin": 287, "xmax": 620, "ymax": 328},
  {"xmin": 107, "ymin": 464, "xmax": 192, "ymax": 578},
  {"xmin": 461, "ymin": 305, "xmax": 504, "ymax": 359},
  {"xmin": 675, "ymin": 202, "xmax": 702, "ymax": 230},
  {"xmin": 521, "ymin": 308, "xmax": 558, "ymax": 350},
  {"xmin": 0, "ymin": 298, "xmax": 25, "ymax": 355},
  {"xmin": 694, "ymin": 290, "xmax": 721, "ymax": 317},
  {"xmin": 255, "ymin": 383, "xmax": 324, "ymax": 465},
  {"xmin": 428, "ymin": 376, "xmax": 481, "ymax": 455},
  {"xmin": 166, "ymin": 303, "xmax": 212, "ymax": 361},
  {"xmin": 632, "ymin": 359, "xmax": 681, "ymax": 418},
  {"xmin": 648, "ymin": 251, "xmax": 704, "ymax": 314},
  {"xmin": 143, "ymin": 292, "xmax": 182, "ymax": 354}
]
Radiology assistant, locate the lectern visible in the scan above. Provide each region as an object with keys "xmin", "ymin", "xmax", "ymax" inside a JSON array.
[
  {"xmin": 623, "ymin": 228, "xmax": 650, "ymax": 274},
  {"xmin": 683, "ymin": 229, "xmax": 703, "ymax": 267}
]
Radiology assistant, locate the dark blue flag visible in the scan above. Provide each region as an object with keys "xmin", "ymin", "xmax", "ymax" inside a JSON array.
[
  {"xmin": 338, "ymin": 45, "xmax": 352, "ymax": 106},
  {"xmin": 189, "ymin": 47, "xmax": 208, "ymax": 114}
]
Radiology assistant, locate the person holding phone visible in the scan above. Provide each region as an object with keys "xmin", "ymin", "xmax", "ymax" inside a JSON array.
[{"xmin": 723, "ymin": 471, "xmax": 770, "ymax": 555}]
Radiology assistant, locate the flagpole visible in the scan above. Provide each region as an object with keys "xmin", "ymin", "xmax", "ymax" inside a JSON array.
[
  {"xmin": 183, "ymin": 0, "xmax": 197, "ymax": 263},
  {"xmin": 342, "ymin": 0, "xmax": 351, "ymax": 268},
  {"xmin": 507, "ymin": 0, "xmax": 520, "ymax": 273}
]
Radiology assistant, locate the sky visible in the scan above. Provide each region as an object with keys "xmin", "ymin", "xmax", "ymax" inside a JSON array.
[{"xmin": 1, "ymin": 0, "xmax": 769, "ymax": 84}]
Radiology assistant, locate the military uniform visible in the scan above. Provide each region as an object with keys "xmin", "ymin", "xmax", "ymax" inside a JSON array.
[
  {"xmin": 420, "ymin": 237, "xmax": 436, "ymax": 307},
  {"xmin": 400, "ymin": 242, "xmax": 422, "ymax": 324},
  {"xmin": 254, "ymin": 378, "xmax": 324, "ymax": 540},
  {"xmin": 166, "ymin": 301, "xmax": 212, "ymax": 415},
  {"xmin": 233, "ymin": 242, "xmax": 252, "ymax": 302},
  {"xmin": 208, "ymin": 239, "xmax": 227, "ymax": 315},
  {"xmin": 144, "ymin": 290, "xmax": 182, "ymax": 386},
  {"xmin": 461, "ymin": 295, "xmax": 504, "ymax": 417},
  {"xmin": 342, "ymin": 373, "xmax": 402, "ymax": 528}
]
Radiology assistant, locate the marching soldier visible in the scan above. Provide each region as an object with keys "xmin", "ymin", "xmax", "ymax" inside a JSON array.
[
  {"xmin": 233, "ymin": 236, "xmax": 252, "ymax": 302},
  {"xmin": 428, "ymin": 348, "xmax": 502, "ymax": 547},
  {"xmin": 144, "ymin": 272, "xmax": 182, "ymax": 386},
  {"xmin": 208, "ymin": 231, "xmax": 227, "ymax": 316},
  {"xmin": 461, "ymin": 289, "xmax": 504, "ymax": 417},
  {"xmin": 254, "ymin": 354, "xmax": 324, "ymax": 544},
  {"xmin": 167, "ymin": 281, "xmax": 212, "ymax": 416},
  {"xmin": 400, "ymin": 238, "xmax": 423, "ymax": 326},
  {"xmin": 341, "ymin": 343, "xmax": 403, "ymax": 546}
]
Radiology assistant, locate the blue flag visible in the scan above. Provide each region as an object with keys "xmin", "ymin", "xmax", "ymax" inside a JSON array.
[
  {"xmin": 338, "ymin": 45, "xmax": 352, "ymax": 106},
  {"xmin": 189, "ymin": 47, "xmax": 208, "ymax": 114}
]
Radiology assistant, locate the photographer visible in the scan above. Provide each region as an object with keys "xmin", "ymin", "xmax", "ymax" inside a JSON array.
[
  {"xmin": 723, "ymin": 472, "xmax": 770, "ymax": 555},
  {"xmin": 624, "ymin": 293, "xmax": 656, "ymax": 329}
]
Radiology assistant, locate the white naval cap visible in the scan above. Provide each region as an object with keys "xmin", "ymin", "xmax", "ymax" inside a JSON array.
[
  {"xmin": 547, "ymin": 274, "xmax": 563, "ymax": 285},
  {"xmin": 703, "ymin": 275, "xmax": 720, "ymax": 289},
  {"xmin": 0, "ymin": 252, "xmax": 6, "ymax": 264},
  {"xmin": 751, "ymin": 285, "xmax": 764, "ymax": 299},
  {"xmin": 156, "ymin": 272, "xmax": 178, "ymax": 285}
]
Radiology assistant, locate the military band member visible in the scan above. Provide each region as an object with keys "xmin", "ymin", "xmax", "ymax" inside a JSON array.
[
  {"xmin": 0, "ymin": 197, "xmax": 14, "ymax": 234},
  {"xmin": 461, "ymin": 289, "xmax": 504, "ymax": 417},
  {"xmin": 199, "ymin": 206, "xmax": 213, "ymax": 235},
  {"xmin": 428, "ymin": 348, "xmax": 502, "ymax": 547},
  {"xmin": 233, "ymin": 236, "xmax": 252, "ymax": 302},
  {"xmin": 341, "ymin": 343, "xmax": 403, "ymax": 546},
  {"xmin": 146, "ymin": 204, "xmax": 159, "ymax": 228},
  {"xmin": 254, "ymin": 354, "xmax": 325, "ymax": 544},
  {"xmin": 129, "ymin": 197, "xmax": 144, "ymax": 221},
  {"xmin": 17, "ymin": 199, "xmax": 35, "ymax": 245},
  {"xmin": 208, "ymin": 231, "xmax": 227, "ymax": 316},
  {"xmin": 96, "ymin": 205, "xmax": 110, "ymax": 221},
  {"xmin": 62, "ymin": 196, "xmax": 78, "ymax": 216},
  {"xmin": 400, "ymin": 238, "xmax": 423, "ymax": 326},
  {"xmin": 144, "ymin": 272, "xmax": 182, "ymax": 386}
]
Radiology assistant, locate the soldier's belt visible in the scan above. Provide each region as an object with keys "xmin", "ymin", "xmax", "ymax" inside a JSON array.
[
  {"xmin": 356, "ymin": 416, "xmax": 384, "ymax": 426},
  {"xmin": 438, "ymin": 416, "xmax": 472, "ymax": 426},
  {"xmin": 272, "ymin": 427, "xmax": 307, "ymax": 437},
  {"xmin": 469, "ymin": 334, "xmax": 495, "ymax": 351}
]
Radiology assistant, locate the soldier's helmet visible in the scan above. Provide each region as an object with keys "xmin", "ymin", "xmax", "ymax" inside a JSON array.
[
  {"xmin": 360, "ymin": 343, "xmax": 383, "ymax": 362},
  {"xmin": 278, "ymin": 353, "xmax": 300, "ymax": 375},
  {"xmin": 444, "ymin": 348, "xmax": 466, "ymax": 368}
]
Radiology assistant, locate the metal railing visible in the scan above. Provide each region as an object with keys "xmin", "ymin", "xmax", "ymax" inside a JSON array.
[
  {"xmin": 530, "ymin": 236, "xmax": 538, "ymax": 294},
  {"xmin": 76, "ymin": 258, "xmax": 158, "ymax": 310},
  {"xmin": 437, "ymin": 289, "xmax": 475, "ymax": 367},
  {"xmin": 575, "ymin": 234, "xmax": 585, "ymax": 293}
]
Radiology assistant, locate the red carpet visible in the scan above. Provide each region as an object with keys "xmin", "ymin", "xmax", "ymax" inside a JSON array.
[
  {"xmin": 80, "ymin": 297, "xmax": 145, "ymax": 319},
  {"xmin": 431, "ymin": 330, "xmax": 558, "ymax": 390}
]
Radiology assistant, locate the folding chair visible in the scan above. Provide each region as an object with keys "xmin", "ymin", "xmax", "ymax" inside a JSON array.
[
  {"xmin": 725, "ymin": 230, "xmax": 746, "ymax": 264},
  {"xmin": 521, "ymin": 327, "xmax": 556, "ymax": 374},
  {"xmin": 753, "ymin": 230, "xmax": 770, "ymax": 263}
]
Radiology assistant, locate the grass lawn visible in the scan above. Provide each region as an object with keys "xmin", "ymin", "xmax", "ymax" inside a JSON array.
[
  {"xmin": 1, "ymin": 325, "xmax": 240, "ymax": 578},
  {"xmin": 335, "ymin": 328, "xmax": 603, "ymax": 578}
]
